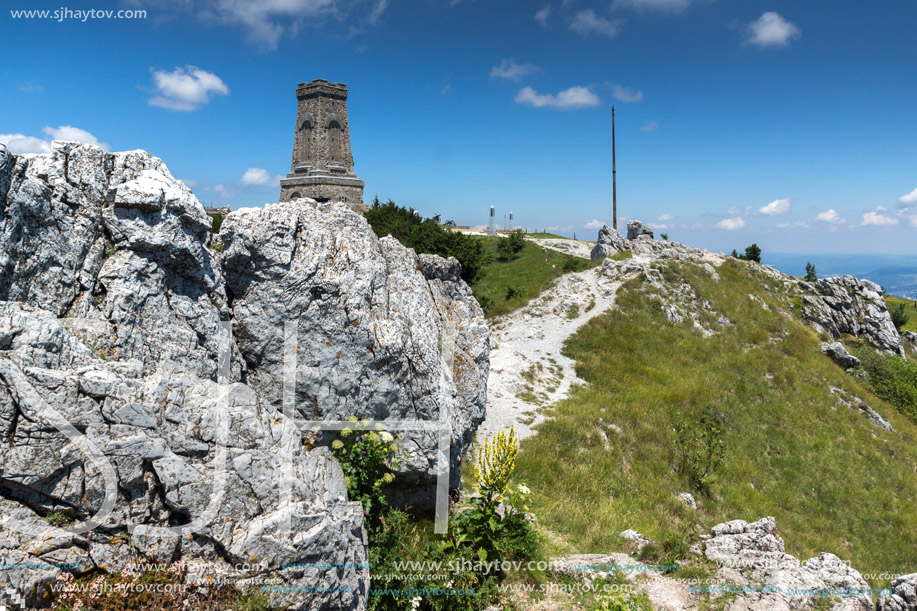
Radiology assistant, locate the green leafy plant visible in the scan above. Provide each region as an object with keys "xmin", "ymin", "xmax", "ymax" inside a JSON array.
[
  {"xmin": 674, "ymin": 410, "xmax": 726, "ymax": 493},
  {"xmin": 853, "ymin": 349, "xmax": 917, "ymax": 421},
  {"xmin": 505, "ymin": 285, "xmax": 521, "ymax": 300},
  {"xmin": 447, "ymin": 428, "xmax": 538, "ymax": 566},
  {"xmin": 731, "ymin": 244, "xmax": 761, "ymax": 263},
  {"xmin": 660, "ymin": 233, "xmax": 669, "ymax": 241},
  {"xmin": 45, "ymin": 510, "xmax": 71, "ymax": 527},
  {"xmin": 331, "ymin": 417, "xmax": 403, "ymax": 532}
]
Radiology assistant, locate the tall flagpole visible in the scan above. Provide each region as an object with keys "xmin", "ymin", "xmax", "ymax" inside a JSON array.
[{"xmin": 612, "ymin": 106, "xmax": 617, "ymax": 230}]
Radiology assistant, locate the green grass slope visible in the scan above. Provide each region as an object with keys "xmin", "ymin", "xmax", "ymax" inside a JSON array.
[
  {"xmin": 470, "ymin": 237, "xmax": 597, "ymax": 318},
  {"xmin": 885, "ymin": 295, "xmax": 917, "ymax": 333},
  {"xmin": 515, "ymin": 258, "xmax": 917, "ymax": 582}
]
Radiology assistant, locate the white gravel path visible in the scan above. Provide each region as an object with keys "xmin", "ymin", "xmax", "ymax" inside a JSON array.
[
  {"xmin": 525, "ymin": 237, "xmax": 595, "ymax": 259},
  {"xmin": 478, "ymin": 263, "xmax": 625, "ymax": 442}
]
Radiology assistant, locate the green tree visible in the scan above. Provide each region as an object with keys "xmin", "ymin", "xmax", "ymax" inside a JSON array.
[
  {"xmin": 497, "ymin": 229, "xmax": 526, "ymax": 261},
  {"xmin": 805, "ymin": 262, "xmax": 817, "ymax": 282},
  {"xmin": 743, "ymin": 243, "xmax": 762, "ymax": 263},
  {"xmin": 890, "ymin": 302, "xmax": 910, "ymax": 331}
]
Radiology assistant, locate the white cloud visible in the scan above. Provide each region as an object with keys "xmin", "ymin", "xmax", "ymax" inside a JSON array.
[
  {"xmin": 1, "ymin": 126, "xmax": 109, "ymax": 154},
  {"xmin": 640, "ymin": 120, "xmax": 659, "ymax": 132},
  {"xmin": 815, "ymin": 209, "xmax": 845, "ymax": 224},
  {"xmin": 613, "ymin": 0, "xmax": 693, "ymax": 12},
  {"xmin": 490, "ymin": 59, "xmax": 541, "ymax": 81},
  {"xmin": 546, "ymin": 225, "xmax": 573, "ymax": 232},
  {"xmin": 908, "ymin": 215, "xmax": 917, "ymax": 228},
  {"xmin": 534, "ymin": 4, "xmax": 551, "ymax": 26},
  {"xmin": 148, "ymin": 66, "xmax": 229, "ymax": 111},
  {"xmin": 206, "ymin": 0, "xmax": 334, "ymax": 48},
  {"xmin": 759, "ymin": 197, "xmax": 791, "ymax": 216},
  {"xmin": 584, "ymin": 219, "xmax": 608, "ymax": 229},
  {"xmin": 657, "ymin": 213, "xmax": 673, "ymax": 221},
  {"xmin": 611, "ymin": 84, "xmax": 643, "ymax": 103},
  {"xmin": 648, "ymin": 222, "xmax": 673, "ymax": 230},
  {"xmin": 0, "ymin": 133, "xmax": 52, "ymax": 154},
  {"xmin": 514, "ymin": 86, "xmax": 600, "ymax": 110},
  {"xmin": 861, "ymin": 209, "xmax": 898, "ymax": 226},
  {"xmin": 746, "ymin": 12, "xmax": 801, "ymax": 48},
  {"xmin": 241, "ymin": 167, "xmax": 282, "ymax": 187},
  {"xmin": 897, "ymin": 188, "xmax": 917, "ymax": 205},
  {"xmin": 777, "ymin": 221, "xmax": 808, "ymax": 229},
  {"xmin": 715, "ymin": 217, "xmax": 745, "ymax": 230},
  {"xmin": 570, "ymin": 10, "xmax": 622, "ymax": 39},
  {"xmin": 213, "ymin": 184, "xmax": 238, "ymax": 198},
  {"xmin": 368, "ymin": 0, "xmax": 388, "ymax": 25}
]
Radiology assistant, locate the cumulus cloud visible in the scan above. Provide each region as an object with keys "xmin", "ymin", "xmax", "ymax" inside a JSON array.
[
  {"xmin": 861, "ymin": 209, "xmax": 898, "ymax": 226},
  {"xmin": 777, "ymin": 221, "xmax": 808, "ymax": 229},
  {"xmin": 613, "ymin": 0, "xmax": 693, "ymax": 12},
  {"xmin": 546, "ymin": 225, "xmax": 573, "ymax": 232},
  {"xmin": 610, "ymin": 84, "xmax": 643, "ymax": 103},
  {"xmin": 759, "ymin": 197, "xmax": 791, "ymax": 216},
  {"xmin": 584, "ymin": 219, "xmax": 608, "ymax": 229},
  {"xmin": 570, "ymin": 10, "xmax": 622, "ymax": 39},
  {"xmin": 898, "ymin": 187, "xmax": 917, "ymax": 206},
  {"xmin": 490, "ymin": 59, "xmax": 541, "ymax": 81},
  {"xmin": 241, "ymin": 167, "xmax": 283, "ymax": 187},
  {"xmin": 715, "ymin": 217, "xmax": 745, "ymax": 230},
  {"xmin": 658, "ymin": 213, "xmax": 673, "ymax": 221},
  {"xmin": 148, "ymin": 66, "xmax": 229, "ymax": 111},
  {"xmin": 746, "ymin": 12, "xmax": 801, "ymax": 48},
  {"xmin": 535, "ymin": 4, "xmax": 551, "ymax": 26},
  {"xmin": 1, "ymin": 126, "xmax": 109, "ymax": 154},
  {"xmin": 514, "ymin": 86, "xmax": 600, "ymax": 110},
  {"xmin": 640, "ymin": 120, "xmax": 659, "ymax": 132},
  {"xmin": 815, "ymin": 209, "xmax": 845, "ymax": 224}
]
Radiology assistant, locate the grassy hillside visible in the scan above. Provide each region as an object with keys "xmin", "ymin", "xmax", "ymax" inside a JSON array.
[
  {"xmin": 885, "ymin": 295, "xmax": 917, "ymax": 333},
  {"xmin": 470, "ymin": 237, "xmax": 597, "ymax": 317},
  {"xmin": 515, "ymin": 258, "xmax": 917, "ymax": 583}
]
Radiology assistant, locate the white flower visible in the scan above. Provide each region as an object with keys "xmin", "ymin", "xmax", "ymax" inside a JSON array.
[
  {"xmin": 517, "ymin": 483, "xmax": 531, "ymax": 495},
  {"xmin": 410, "ymin": 596, "xmax": 422, "ymax": 610},
  {"xmin": 380, "ymin": 431, "xmax": 395, "ymax": 443}
]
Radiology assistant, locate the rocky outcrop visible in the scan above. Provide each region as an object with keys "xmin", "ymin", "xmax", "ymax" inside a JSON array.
[
  {"xmin": 220, "ymin": 200, "xmax": 489, "ymax": 502},
  {"xmin": 822, "ymin": 342, "xmax": 861, "ymax": 369},
  {"xmin": 626, "ymin": 219, "xmax": 654, "ymax": 240},
  {"xmin": 590, "ymin": 225, "xmax": 630, "ymax": 261},
  {"xmin": 877, "ymin": 574, "xmax": 917, "ymax": 611},
  {"xmin": 0, "ymin": 141, "xmax": 240, "ymax": 381},
  {"xmin": 702, "ymin": 517, "xmax": 874, "ymax": 611},
  {"xmin": 801, "ymin": 276, "xmax": 904, "ymax": 356}
]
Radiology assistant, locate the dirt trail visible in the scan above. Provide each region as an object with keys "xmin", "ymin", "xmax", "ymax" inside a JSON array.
[{"xmin": 478, "ymin": 262, "xmax": 626, "ymax": 442}]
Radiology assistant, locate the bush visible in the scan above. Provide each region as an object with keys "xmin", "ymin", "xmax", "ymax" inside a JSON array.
[
  {"xmin": 505, "ymin": 285, "xmax": 520, "ymax": 300},
  {"xmin": 496, "ymin": 229, "xmax": 526, "ymax": 261},
  {"xmin": 673, "ymin": 410, "xmax": 726, "ymax": 493},
  {"xmin": 890, "ymin": 302, "xmax": 910, "ymax": 331},
  {"xmin": 805, "ymin": 262, "xmax": 817, "ymax": 282},
  {"xmin": 364, "ymin": 198, "xmax": 487, "ymax": 284},
  {"xmin": 660, "ymin": 233, "xmax": 669, "ymax": 241},
  {"xmin": 562, "ymin": 255, "xmax": 586, "ymax": 273},
  {"xmin": 854, "ymin": 350, "xmax": 917, "ymax": 421}
]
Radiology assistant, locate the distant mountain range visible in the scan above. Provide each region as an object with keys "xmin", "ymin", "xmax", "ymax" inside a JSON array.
[{"xmin": 765, "ymin": 253, "xmax": 917, "ymax": 300}]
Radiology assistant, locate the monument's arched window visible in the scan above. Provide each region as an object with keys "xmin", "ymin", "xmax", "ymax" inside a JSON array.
[
  {"xmin": 327, "ymin": 115, "xmax": 343, "ymax": 162},
  {"xmin": 290, "ymin": 191, "xmax": 302, "ymax": 199},
  {"xmin": 299, "ymin": 114, "xmax": 314, "ymax": 163}
]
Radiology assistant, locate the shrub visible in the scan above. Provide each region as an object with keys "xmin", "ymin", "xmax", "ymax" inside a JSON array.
[
  {"xmin": 673, "ymin": 410, "xmax": 726, "ymax": 493},
  {"xmin": 854, "ymin": 350, "xmax": 917, "ymax": 421},
  {"xmin": 890, "ymin": 302, "xmax": 910, "ymax": 331},
  {"xmin": 660, "ymin": 233, "xmax": 669, "ymax": 241},
  {"xmin": 210, "ymin": 213, "xmax": 224, "ymax": 234},
  {"xmin": 563, "ymin": 255, "xmax": 586, "ymax": 273},
  {"xmin": 496, "ymin": 229, "xmax": 526, "ymax": 261},
  {"xmin": 805, "ymin": 262, "xmax": 817, "ymax": 282},
  {"xmin": 331, "ymin": 417, "xmax": 403, "ymax": 532},
  {"xmin": 364, "ymin": 198, "xmax": 487, "ymax": 283},
  {"xmin": 505, "ymin": 285, "xmax": 520, "ymax": 300}
]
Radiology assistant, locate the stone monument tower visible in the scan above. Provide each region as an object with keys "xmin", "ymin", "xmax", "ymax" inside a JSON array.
[{"xmin": 279, "ymin": 79, "xmax": 365, "ymax": 208}]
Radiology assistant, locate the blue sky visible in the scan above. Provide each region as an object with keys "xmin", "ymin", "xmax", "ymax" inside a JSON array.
[{"xmin": 2, "ymin": 0, "xmax": 916, "ymax": 255}]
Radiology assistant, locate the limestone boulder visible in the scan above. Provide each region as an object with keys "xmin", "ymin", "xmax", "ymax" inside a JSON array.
[
  {"xmin": 821, "ymin": 341, "xmax": 861, "ymax": 369},
  {"xmin": 626, "ymin": 219, "xmax": 654, "ymax": 240},
  {"xmin": 220, "ymin": 199, "xmax": 489, "ymax": 503},
  {"xmin": 590, "ymin": 225, "xmax": 630, "ymax": 260}
]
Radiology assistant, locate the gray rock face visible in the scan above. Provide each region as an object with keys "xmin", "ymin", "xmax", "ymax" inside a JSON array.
[
  {"xmin": 877, "ymin": 573, "xmax": 917, "ymax": 611},
  {"xmin": 626, "ymin": 220, "xmax": 654, "ymax": 240},
  {"xmin": 220, "ymin": 199, "xmax": 489, "ymax": 502},
  {"xmin": 703, "ymin": 517, "xmax": 873, "ymax": 611},
  {"xmin": 821, "ymin": 342, "xmax": 861, "ymax": 369},
  {"xmin": 0, "ymin": 141, "xmax": 238, "ymax": 381},
  {"xmin": 0, "ymin": 143, "xmax": 379, "ymax": 610},
  {"xmin": 590, "ymin": 225, "xmax": 630, "ymax": 260},
  {"xmin": 802, "ymin": 276, "xmax": 904, "ymax": 356}
]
